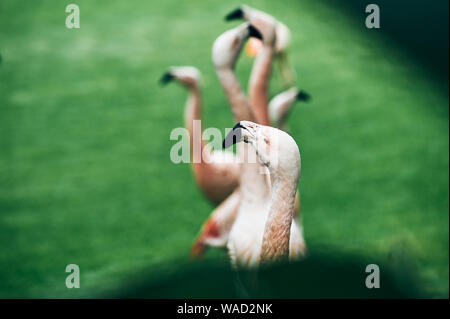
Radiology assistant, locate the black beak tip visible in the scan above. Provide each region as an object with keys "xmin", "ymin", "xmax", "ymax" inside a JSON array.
[
  {"xmin": 233, "ymin": 122, "xmax": 245, "ymax": 130},
  {"xmin": 223, "ymin": 122, "xmax": 244, "ymax": 149},
  {"xmin": 297, "ymin": 91, "xmax": 311, "ymax": 102},
  {"xmin": 248, "ymin": 25, "xmax": 263, "ymax": 40},
  {"xmin": 225, "ymin": 7, "xmax": 243, "ymax": 21},
  {"xmin": 160, "ymin": 72, "xmax": 174, "ymax": 86}
]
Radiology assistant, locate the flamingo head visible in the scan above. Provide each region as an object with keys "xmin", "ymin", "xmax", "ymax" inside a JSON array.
[
  {"xmin": 269, "ymin": 88, "xmax": 311, "ymax": 127},
  {"xmin": 225, "ymin": 5, "xmax": 277, "ymax": 46},
  {"xmin": 212, "ymin": 23, "xmax": 262, "ymax": 69},
  {"xmin": 223, "ymin": 121, "xmax": 301, "ymax": 179},
  {"xmin": 160, "ymin": 66, "xmax": 201, "ymax": 88}
]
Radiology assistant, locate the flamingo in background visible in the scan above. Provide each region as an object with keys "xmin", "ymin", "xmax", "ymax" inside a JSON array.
[
  {"xmin": 226, "ymin": 4, "xmax": 277, "ymax": 126},
  {"xmin": 269, "ymin": 88, "xmax": 311, "ymax": 131},
  {"xmin": 160, "ymin": 66, "xmax": 239, "ymax": 205},
  {"xmin": 226, "ymin": 5, "xmax": 297, "ymax": 87},
  {"xmin": 226, "ymin": 5, "xmax": 311, "ymax": 133},
  {"xmin": 223, "ymin": 121, "xmax": 303, "ymax": 263}
]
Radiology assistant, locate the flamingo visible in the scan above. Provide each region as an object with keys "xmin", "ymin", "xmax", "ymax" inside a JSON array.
[
  {"xmin": 226, "ymin": 5, "xmax": 297, "ymax": 87},
  {"xmin": 225, "ymin": 5, "xmax": 310, "ymax": 132},
  {"xmin": 160, "ymin": 66, "xmax": 240, "ymax": 205},
  {"xmin": 223, "ymin": 121, "xmax": 303, "ymax": 264}
]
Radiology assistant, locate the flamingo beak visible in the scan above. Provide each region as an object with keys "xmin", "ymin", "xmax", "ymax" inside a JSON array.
[
  {"xmin": 297, "ymin": 90, "xmax": 311, "ymax": 102},
  {"xmin": 225, "ymin": 7, "xmax": 243, "ymax": 21},
  {"xmin": 222, "ymin": 122, "xmax": 246, "ymax": 149},
  {"xmin": 159, "ymin": 72, "xmax": 174, "ymax": 86},
  {"xmin": 222, "ymin": 122, "xmax": 257, "ymax": 149},
  {"xmin": 248, "ymin": 24, "xmax": 263, "ymax": 40}
]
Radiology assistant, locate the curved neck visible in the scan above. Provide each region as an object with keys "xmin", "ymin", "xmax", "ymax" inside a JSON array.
[
  {"xmin": 249, "ymin": 44, "xmax": 273, "ymax": 126},
  {"xmin": 184, "ymin": 85, "xmax": 205, "ymax": 155},
  {"xmin": 260, "ymin": 173, "xmax": 298, "ymax": 263},
  {"xmin": 216, "ymin": 67, "xmax": 255, "ymax": 122},
  {"xmin": 275, "ymin": 101, "xmax": 291, "ymax": 131}
]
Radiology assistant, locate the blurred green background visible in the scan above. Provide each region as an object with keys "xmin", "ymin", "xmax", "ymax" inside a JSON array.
[{"xmin": 0, "ymin": 0, "xmax": 448, "ymax": 298}]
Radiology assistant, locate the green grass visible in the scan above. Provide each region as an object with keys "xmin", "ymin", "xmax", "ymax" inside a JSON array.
[{"xmin": 0, "ymin": 0, "xmax": 448, "ymax": 298}]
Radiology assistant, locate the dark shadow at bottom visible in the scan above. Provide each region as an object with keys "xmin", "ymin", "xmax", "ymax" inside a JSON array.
[{"xmin": 105, "ymin": 247, "xmax": 426, "ymax": 298}]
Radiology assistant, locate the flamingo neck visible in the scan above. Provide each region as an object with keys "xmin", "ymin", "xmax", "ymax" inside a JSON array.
[
  {"xmin": 275, "ymin": 101, "xmax": 292, "ymax": 131},
  {"xmin": 216, "ymin": 67, "xmax": 254, "ymax": 122},
  {"xmin": 249, "ymin": 44, "xmax": 273, "ymax": 126},
  {"xmin": 260, "ymin": 172, "xmax": 298, "ymax": 263},
  {"xmin": 239, "ymin": 143, "xmax": 271, "ymax": 202},
  {"xmin": 184, "ymin": 85, "xmax": 205, "ymax": 157}
]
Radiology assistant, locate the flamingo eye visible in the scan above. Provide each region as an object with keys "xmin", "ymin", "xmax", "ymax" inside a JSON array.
[{"xmin": 263, "ymin": 137, "xmax": 269, "ymax": 144}]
